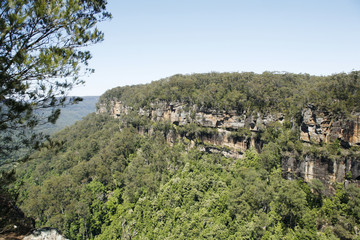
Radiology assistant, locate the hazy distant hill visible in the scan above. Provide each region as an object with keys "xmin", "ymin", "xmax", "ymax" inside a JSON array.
[
  {"xmin": 0, "ymin": 96, "xmax": 99, "ymax": 171},
  {"xmin": 36, "ymin": 96, "xmax": 99, "ymax": 135}
]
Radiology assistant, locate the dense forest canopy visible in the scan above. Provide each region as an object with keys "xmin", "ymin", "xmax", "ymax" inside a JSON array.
[
  {"xmin": 13, "ymin": 112, "xmax": 360, "ymax": 240},
  {"xmin": 99, "ymin": 71, "xmax": 360, "ymax": 117},
  {"xmin": 8, "ymin": 71, "xmax": 360, "ymax": 239}
]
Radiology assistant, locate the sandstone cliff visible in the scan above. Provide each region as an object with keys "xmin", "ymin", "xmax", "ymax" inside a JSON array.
[
  {"xmin": 98, "ymin": 100, "xmax": 360, "ymax": 146},
  {"xmin": 97, "ymin": 100, "xmax": 360, "ymax": 187},
  {"xmin": 300, "ymin": 105, "xmax": 360, "ymax": 147}
]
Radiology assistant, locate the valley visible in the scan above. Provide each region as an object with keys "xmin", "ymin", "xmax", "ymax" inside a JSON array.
[{"xmin": 10, "ymin": 71, "xmax": 360, "ymax": 239}]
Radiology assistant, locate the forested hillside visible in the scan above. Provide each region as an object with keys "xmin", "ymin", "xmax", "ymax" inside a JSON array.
[
  {"xmin": 99, "ymin": 71, "xmax": 360, "ymax": 117},
  {"xmin": 13, "ymin": 72, "xmax": 360, "ymax": 239}
]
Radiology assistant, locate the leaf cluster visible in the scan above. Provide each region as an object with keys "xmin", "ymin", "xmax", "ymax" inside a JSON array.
[{"xmin": 0, "ymin": 0, "xmax": 110, "ymax": 161}]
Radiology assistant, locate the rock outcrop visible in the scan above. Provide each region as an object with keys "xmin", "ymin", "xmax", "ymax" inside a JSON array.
[
  {"xmin": 282, "ymin": 154, "xmax": 360, "ymax": 191},
  {"xmin": 23, "ymin": 228, "xmax": 68, "ymax": 240},
  {"xmin": 98, "ymin": 101, "xmax": 281, "ymax": 129},
  {"xmin": 300, "ymin": 105, "xmax": 360, "ymax": 147},
  {"xmin": 98, "ymin": 100, "xmax": 360, "ymax": 147},
  {"xmin": 98, "ymin": 100, "xmax": 284, "ymax": 155},
  {"xmin": 98, "ymin": 100, "xmax": 360, "ymax": 187}
]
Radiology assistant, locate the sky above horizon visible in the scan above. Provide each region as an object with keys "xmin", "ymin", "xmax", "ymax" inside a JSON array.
[{"xmin": 70, "ymin": 0, "xmax": 360, "ymax": 96}]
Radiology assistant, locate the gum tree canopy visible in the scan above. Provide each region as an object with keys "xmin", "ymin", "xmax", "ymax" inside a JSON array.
[{"xmin": 0, "ymin": 0, "xmax": 110, "ymax": 164}]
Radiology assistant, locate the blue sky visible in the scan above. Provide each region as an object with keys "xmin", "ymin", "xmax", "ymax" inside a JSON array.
[{"xmin": 71, "ymin": 0, "xmax": 360, "ymax": 96}]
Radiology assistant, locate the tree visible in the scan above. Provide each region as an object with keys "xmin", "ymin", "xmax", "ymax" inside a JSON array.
[{"xmin": 0, "ymin": 0, "xmax": 111, "ymax": 166}]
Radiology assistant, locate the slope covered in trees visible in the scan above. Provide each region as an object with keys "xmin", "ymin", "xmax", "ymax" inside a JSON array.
[{"xmin": 12, "ymin": 71, "xmax": 360, "ymax": 239}]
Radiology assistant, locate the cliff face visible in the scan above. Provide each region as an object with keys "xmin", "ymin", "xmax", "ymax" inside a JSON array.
[
  {"xmin": 23, "ymin": 228, "xmax": 68, "ymax": 240},
  {"xmin": 282, "ymin": 154, "xmax": 360, "ymax": 188},
  {"xmin": 97, "ymin": 100, "xmax": 360, "ymax": 186},
  {"xmin": 98, "ymin": 100, "xmax": 360, "ymax": 147},
  {"xmin": 98, "ymin": 101, "xmax": 284, "ymax": 156},
  {"xmin": 300, "ymin": 105, "xmax": 360, "ymax": 147}
]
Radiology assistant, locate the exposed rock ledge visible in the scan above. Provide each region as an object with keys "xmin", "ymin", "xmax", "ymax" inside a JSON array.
[
  {"xmin": 300, "ymin": 105, "xmax": 360, "ymax": 147},
  {"xmin": 98, "ymin": 100, "xmax": 286, "ymax": 156},
  {"xmin": 0, "ymin": 228, "xmax": 67, "ymax": 240},
  {"xmin": 23, "ymin": 228, "xmax": 67, "ymax": 240},
  {"xmin": 98, "ymin": 101, "xmax": 360, "ymax": 147},
  {"xmin": 97, "ymin": 100, "xmax": 360, "ymax": 186}
]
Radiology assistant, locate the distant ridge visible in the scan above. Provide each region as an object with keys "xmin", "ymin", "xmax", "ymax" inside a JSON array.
[{"xmin": 36, "ymin": 96, "xmax": 99, "ymax": 135}]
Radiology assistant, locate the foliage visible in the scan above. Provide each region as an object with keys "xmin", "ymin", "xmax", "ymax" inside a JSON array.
[
  {"xmin": 14, "ymin": 112, "xmax": 360, "ymax": 239},
  {"xmin": 9, "ymin": 67, "xmax": 360, "ymax": 240},
  {"xmin": 5, "ymin": 2, "xmax": 360, "ymax": 239},
  {"xmin": 99, "ymin": 71, "xmax": 360, "ymax": 118},
  {"xmin": 0, "ymin": 0, "xmax": 110, "ymax": 165}
]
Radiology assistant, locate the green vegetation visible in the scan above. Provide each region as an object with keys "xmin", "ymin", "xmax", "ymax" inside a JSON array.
[
  {"xmin": 99, "ymin": 71, "xmax": 360, "ymax": 117},
  {"xmin": 0, "ymin": 0, "xmax": 110, "ymax": 164},
  {"xmin": 0, "ymin": 0, "xmax": 109, "ymax": 236},
  {"xmin": 13, "ymin": 109, "xmax": 360, "ymax": 239},
  {"xmin": 1, "ymin": 1, "xmax": 359, "ymax": 239},
  {"xmin": 1, "ymin": 70, "xmax": 357, "ymax": 239}
]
